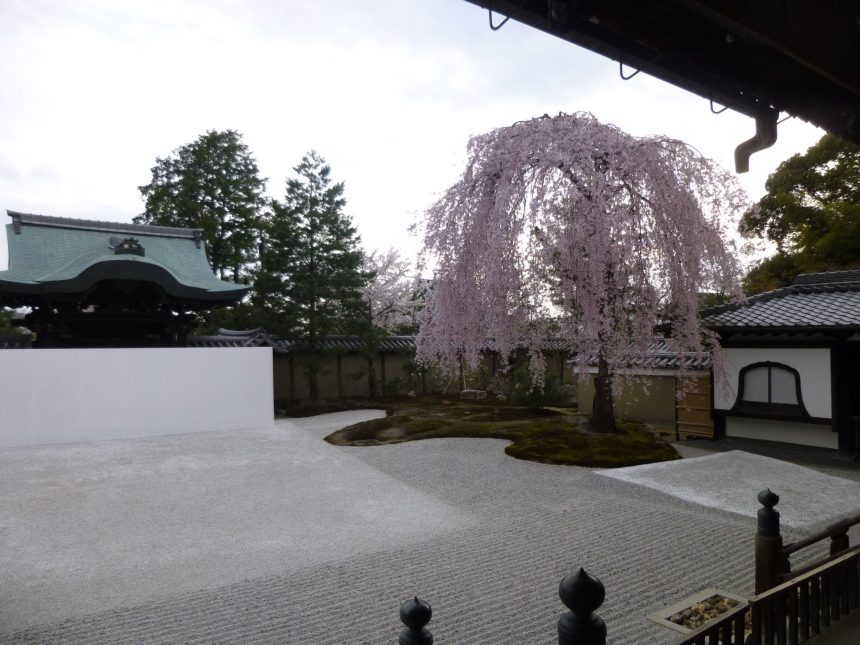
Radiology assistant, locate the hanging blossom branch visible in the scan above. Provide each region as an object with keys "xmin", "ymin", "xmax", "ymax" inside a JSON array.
[{"xmin": 416, "ymin": 112, "xmax": 747, "ymax": 389}]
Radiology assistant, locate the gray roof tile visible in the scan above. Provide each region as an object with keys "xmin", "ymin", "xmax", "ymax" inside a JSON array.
[
  {"xmin": 573, "ymin": 338, "xmax": 711, "ymax": 371},
  {"xmin": 188, "ymin": 328, "xmax": 279, "ymax": 349},
  {"xmin": 186, "ymin": 333, "xmax": 577, "ymax": 356},
  {"xmin": 8, "ymin": 211, "xmax": 201, "ymax": 239},
  {"xmin": 793, "ymin": 270, "xmax": 860, "ymax": 285},
  {"xmin": 188, "ymin": 332, "xmax": 709, "ymax": 374},
  {"xmin": 704, "ymin": 272, "xmax": 860, "ymax": 329}
]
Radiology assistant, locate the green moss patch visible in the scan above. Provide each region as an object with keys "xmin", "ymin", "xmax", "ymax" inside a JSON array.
[
  {"xmin": 278, "ymin": 399, "xmax": 386, "ymax": 418},
  {"xmin": 324, "ymin": 399, "xmax": 678, "ymax": 468}
]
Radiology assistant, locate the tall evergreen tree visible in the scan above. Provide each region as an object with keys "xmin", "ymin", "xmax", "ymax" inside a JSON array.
[
  {"xmin": 255, "ymin": 151, "xmax": 369, "ymax": 399},
  {"xmin": 136, "ymin": 130, "xmax": 267, "ymax": 283}
]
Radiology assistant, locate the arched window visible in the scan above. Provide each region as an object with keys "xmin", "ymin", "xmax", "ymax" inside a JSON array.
[{"xmin": 734, "ymin": 361, "xmax": 808, "ymax": 417}]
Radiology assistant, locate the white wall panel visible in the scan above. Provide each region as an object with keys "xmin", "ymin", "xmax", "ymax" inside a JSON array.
[
  {"xmin": 726, "ymin": 417, "xmax": 838, "ymax": 449},
  {"xmin": 0, "ymin": 348, "xmax": 273, "ymax": 448}
]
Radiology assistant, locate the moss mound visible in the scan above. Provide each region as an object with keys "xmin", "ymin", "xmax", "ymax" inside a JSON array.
[{"xmin": 325, "ymin": 399, "xmax": 678, "ymax": 468}]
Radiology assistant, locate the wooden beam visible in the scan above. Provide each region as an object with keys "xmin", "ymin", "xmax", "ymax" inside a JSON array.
[{"xmin": 677, "ymin": 0, "xmax": 860, "ymax": 97}]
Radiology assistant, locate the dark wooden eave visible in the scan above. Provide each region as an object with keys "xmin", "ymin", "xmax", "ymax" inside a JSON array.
[
  {"xmin": 713, "ymin": 327, "xmax": 859, "ymax": 344},
  {"xmin": 464, "ymin": 1, "xmax": 860, "ymax": 153}
]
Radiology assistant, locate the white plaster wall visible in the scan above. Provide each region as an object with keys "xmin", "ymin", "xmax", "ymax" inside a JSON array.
[
  {"xmin": 0, "ymin": 348, "xmax": 273, "ymax": 448},
  {"xmin": 726, "ymin": 417, "xmax": 838, "ymax": 449},
  {"xmin": 714, "ymin": 347, "xmax": 831, "ymax": 418}
]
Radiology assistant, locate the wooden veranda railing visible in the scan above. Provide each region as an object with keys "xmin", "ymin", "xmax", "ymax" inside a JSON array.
[
  {"xmin": 675, "ymin": 546, "xmax": 860, "ymax": 645},
  {"xmin": 752, "ymin": 546, "xmax": 860, "ymax": 644},
  {"xmin": 777, "ymin": 511, "xmax": 860, "ymax": 585},
  {"xmin": 673, "ymin": 490, "xmax": 860, "ymax": 645}
]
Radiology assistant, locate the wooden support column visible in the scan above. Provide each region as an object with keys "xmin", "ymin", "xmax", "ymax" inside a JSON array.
[{"xmin": 755, "ymin": 489, "xmax": 784, "ymax": 594}]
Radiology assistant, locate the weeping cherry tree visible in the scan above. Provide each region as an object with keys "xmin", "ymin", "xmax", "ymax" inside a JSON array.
[{"xmin": 416, "ymin": 112, "xmax": 747, "ymax": 433}]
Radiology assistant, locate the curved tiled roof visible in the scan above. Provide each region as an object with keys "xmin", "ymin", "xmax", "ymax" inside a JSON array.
[
  {"xmin": 185, "ymin": 333, "xmax": 579, "ymax": 356},
  {"xmin": 571, "ymin": 338, "xmax": 711, "ymax": 371},
  {"xmin": 704, "ymin": 272, "xmax": 860, "ymax": 330},
  {"xmin": 8, "ymin": 211, "xmax": 201, "ymax": 239},
  {"xmin": 188, "ymin": 328, "xmax": 279, "ymax": 349},
  {"xmin": 278, "ymin": 335, "xmax": 419, "ymax": 354},
  {"xmin": 0, "ymin": 211, "xmax": 247, "ymax": 305},
  {"xmin": 187, "ymin": 332, "xmax": 708, "ymax": 376},
  {"xmin": 793, "ymin": 270, "xmax": 860, "ymax": 285}
]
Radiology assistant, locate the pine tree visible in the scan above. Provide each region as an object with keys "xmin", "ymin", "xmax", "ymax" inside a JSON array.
[
  {"xmin": 255, "ymin": 151, "xmax": 369, "ymax": 399},
  {"xmin": 136, "ymin": 130, "xmax": 267, "ymax": 283}
]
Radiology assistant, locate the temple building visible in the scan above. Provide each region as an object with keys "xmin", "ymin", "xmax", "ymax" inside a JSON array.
[
  {"xmin": 705, "ymin": 271, "xmax": 860, "ymax": 455},
  {"xmin": 0, "ymin": 211, "xmax": 247, "ymax": 347}
]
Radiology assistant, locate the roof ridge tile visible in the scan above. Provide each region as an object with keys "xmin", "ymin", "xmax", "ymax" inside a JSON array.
[{"xmin": 7, "ymin": 211, "xmax": 202, "ymax": 239}]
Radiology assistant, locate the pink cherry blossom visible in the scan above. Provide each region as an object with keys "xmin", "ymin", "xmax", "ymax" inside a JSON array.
[{"xmin": 416, "ymin": 112, "xmax": 746, "ymax": 431}]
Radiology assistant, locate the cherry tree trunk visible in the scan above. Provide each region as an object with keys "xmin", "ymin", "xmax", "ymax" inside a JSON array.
[{"xmin": 589, "ymin": 356, "xmax": 618, "ymax": 434}]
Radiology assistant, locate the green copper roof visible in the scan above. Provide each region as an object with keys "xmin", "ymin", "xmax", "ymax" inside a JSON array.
[{"xmin": 0, "ymin": 211, "xmax": 247, "ymax": 304}]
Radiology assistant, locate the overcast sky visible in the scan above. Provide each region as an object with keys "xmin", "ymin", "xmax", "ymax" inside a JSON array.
[{"xmin": 0, "ymin": 0, "xmax": 824, "ymax": 272}]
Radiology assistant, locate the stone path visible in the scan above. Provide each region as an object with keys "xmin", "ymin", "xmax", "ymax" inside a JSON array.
[{"xmin": 2, "ymin": 414, "xmax": 859, "ymax": 644}]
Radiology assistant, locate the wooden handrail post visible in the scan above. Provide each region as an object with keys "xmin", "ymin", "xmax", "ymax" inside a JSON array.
[
  {"xmin": 830, "ymin": 525, "xmax": 850, "ymax": 557},
  {"xmin": 558, "ymin": 568, "xmax": 607, "ymax": 645},
  {"xmin": 399, "ymin": 597, "xmax": 433, "ymax": 645},
  {"xmin": 755, "ymin": 489, "xmax": 783, "ymax": 594}
]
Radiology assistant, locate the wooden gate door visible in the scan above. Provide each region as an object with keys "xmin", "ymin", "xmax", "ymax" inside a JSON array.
[{"xmin": 675, "ymin": 375, "xmax": 714, "ymax": 440}]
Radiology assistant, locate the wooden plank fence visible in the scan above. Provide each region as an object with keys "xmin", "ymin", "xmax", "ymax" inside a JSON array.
[
  {"xmin": 675, "ymin": 375, "xmax": 714, "ymax": 440},
  {"xmin": 0, "ymin": 334, "xmax": 31, "ymax": 349}
]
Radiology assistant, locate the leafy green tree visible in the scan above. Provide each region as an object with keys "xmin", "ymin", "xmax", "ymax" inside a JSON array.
[
  {"xmin": 742, "ymin": 253, "xmax": 806, "ymax": 295},
  {"xmin": 740, "ymin": 134, "xmax": 860, "ymax": 293},
  {"xmin": 254, "ymin": 151, "xmax": 369, "ymax": 399},
  {"xmin": 136, "ymin": 130, "xmax": 267, "ymax": 283}
]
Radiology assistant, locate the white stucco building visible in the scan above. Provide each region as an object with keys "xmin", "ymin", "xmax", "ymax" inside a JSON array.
[{"xmin": 705, "ymin": 271, "xmax": 860, "ymax": 454}]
